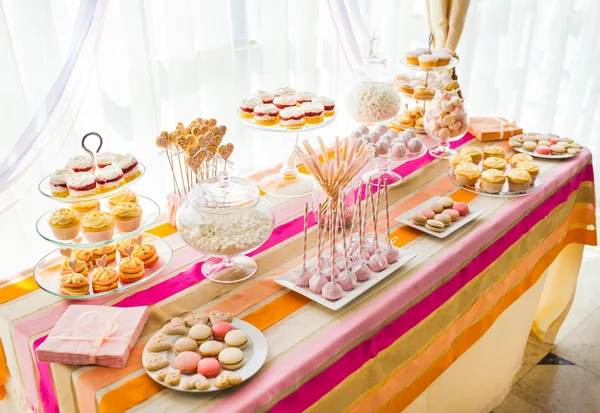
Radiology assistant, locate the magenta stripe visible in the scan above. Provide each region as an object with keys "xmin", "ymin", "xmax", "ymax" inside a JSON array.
[
  {"xmin": 28, "ymin": 134, "xmax": 474, "ymax": 413},
  {"xmin": 270, "ymin": 164, "xmax": 595, "ymax": 412}
]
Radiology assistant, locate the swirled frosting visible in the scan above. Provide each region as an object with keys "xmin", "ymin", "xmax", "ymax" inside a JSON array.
[
  {"xmin": 93, "ymin": 267, "xmax": 117, "ymax": 282},
  {"xmin": 449, "ymin": 154, "xmax": 472, "ymax": 167},
  {"xmin": 108, "ymin": 189, "xmax": 137, "ymax": 206},
  {"xmin": 455, "ymin": 162, "xmax": 481, "ymax": 179},
  {"xmin": 82, "ymin": 211, "xmax": 114, "ymax": 229},
  {"xmin": 483, "ymin": 157, "xmax": 507, "ymax": 170},
  {"xmin": 49, "ymin": 208, "xmax": 80, "ymax": 227},
  {"xmin": 483, "ymin": 145, "xmax": 505, "ymax": 157},
  {"xmin": 507, "ymin": 169, "xmax": 532, "ymax": 184},
  {"xmin": 60, "ymin": 271, "xmax": 88, "ymax": 284},
  {"xmin": 516, "ymin": 162, "xmax": 540, "ymax": 175},
  {"xmin": 112, "ymin": 202, "xmax": 142, "ymax": 219},
  {"xmin": 510, "ymin": 153, "xmax": 533, "ymax": 165},
  {"xmin": 460, "ymin": 146, "xmax": 483, "ymax": 158},
  {"xmin": 481, "ymin": 169, "xmax": 506, "ymax": 184},
  {"xmin": 120, "ymin": 256, "xmax": 144, "ymax": 270}
]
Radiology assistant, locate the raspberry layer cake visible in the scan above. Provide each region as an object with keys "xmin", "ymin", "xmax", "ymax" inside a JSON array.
[
  {"xmin": 253, "ymin": 104, "xmax": 280, "ymax": 126},
  {"xmin": 312, "ymin": 96, "xmax": 335, "ymax": 117},
  {"xmin": 295, "ymin": 91, "xmax": 315, "ymax": 104},
  {"xmin": 300, "ymin": 102, "xmax": 324, "ymax": 124},
  {"xmin": 239, "ymin": 98, "xmax": 262, "ymax": 119},
  {"xmin": 273, "ymin": 95, "xmax": 297, "ymax": 110},
  {"xmin": 96, "ymin": 152, "xmax": 119, "ymax": 169},
  {"xmin": 274, "ymin": 86, "xmax": 296, "ymax": 97},
  {"xmin": 67, "ymin": 172, "xmax": 97, "ymax": 197},
  {"xmin": 280, "ymin": 107, "xmax": 305, "ymax": 129},
  {"xmin": 253, "ymin": 90, "xmax": 275, "ymax": 104},
  {"xmin": 49, "ymin": 168, "xmax": 75, "ymax": 197},
  {"xmin": 114, "ymin": 154, "xmax": 140, "ymax": 182},
  {"xmin": 66, "ymin": 155, "xmax": 93, "ymax": 173},
  {"xmin": 95, "ymin": 165, "xmax": 125, "ymax": 192}
]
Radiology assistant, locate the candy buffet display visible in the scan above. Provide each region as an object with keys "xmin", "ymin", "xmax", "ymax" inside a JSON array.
[
  {"xmin": 510, "ymin": 133, "xmax": 583, "ymax": 159},
  {"xmin": 396, "ymin": 196, "xmax": 483, "ymax": 239},
  {"xmin": 33, "ymin": 234, "xmax": 173, "ymax": 299},
  {"xmin": 142, "ymin": 311, "xmax": 268, "ymax": 392},
  {"xmin": 446, "ymin": 146, "xmax": 542, "ymax": 197},
  {"xmin": 275, "ymin": 182, "xmax": 416, "ymax": 311},
  {"xmin": 176, "ymin": 171, "xmax": 274, "ymax": 283},
  {"xmin": 424, "ymin": 90, "xmax": 469, "ymax": 158}
]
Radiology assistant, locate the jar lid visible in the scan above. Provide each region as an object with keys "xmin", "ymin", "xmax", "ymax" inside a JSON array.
[
  {"xmin": 354, "ymin": 32, "xmax": 391, "ymax": 82},
  {"xmin": 188, "ymin": 170, "xmax": 260, "ymax": 212}
]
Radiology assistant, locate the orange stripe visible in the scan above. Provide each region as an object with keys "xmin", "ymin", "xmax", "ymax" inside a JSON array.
[
  {"xmin": 242, "ymin": 291, "xmax": 311, "ymax": 330},
  {"xmin": 0, "ymin": 277, "xmax": 39, "ymax": 305},
  {"xmin": 98, "ymin": 374, "xmax": 164, "ymax": 413},
  {"xmin": 144, "ymin": 222, "xmax": 177, "ymax": 238}
]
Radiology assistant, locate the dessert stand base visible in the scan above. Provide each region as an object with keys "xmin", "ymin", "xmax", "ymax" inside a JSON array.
[
  {"xmin": 362, "ymin": 169, "xmax": 403, "ymax": 187},
  {"xmin": 203, "ymin": 256, "xmax": 257, "ymax": 283},
  {"xmin": 428, "ymin": 144, "xmax": 456, "ymax": 159},
  {"xmin": 258, "ymin": 172, "xmax": 313, "ymax": 198}
]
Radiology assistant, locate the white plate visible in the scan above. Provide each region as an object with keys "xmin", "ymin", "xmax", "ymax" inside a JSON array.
[
  {"xmin": 238, "ymin": 113, "xmax": 336, "ymax": 133},
  {"xmin": 143, "ymin": 318, "xmax": 268, "ymax": 393},
  {"xmin": 274, "ymin": 249, "xmax": 416, "ymax": 311},
  {"xmin": 398, "ymin": 56, "xmax": 459, "ymax": 72},
  {"xmin": 395, "ymin": 196, "xmax": 483, "ymax": 239},
  {"xmin": 514, "ymin": 146, "xmax": 576, "ymax": 159}
]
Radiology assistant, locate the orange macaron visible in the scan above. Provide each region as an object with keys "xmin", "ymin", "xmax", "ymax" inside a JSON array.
[
  {"xmin": 60, "ymin": 258, "xmax": 88, "ymax": 276},
  {"xmin": 133, "ymin": 244, "xmax": 159, "ymax": 268},
  {"xmin": 118, "ymin": 256, "xmax": 145, "ymax": 283},
  {"xmin": 60, "ymin": 272, "xmax": 90, "ymax": 296},
  {"xmin": 92, "ymin": 267, "xmax": 119, "ymax": 293},
  {"xmin": 91, "ymin": 244, "xmax": 117, "ymax": 264}
]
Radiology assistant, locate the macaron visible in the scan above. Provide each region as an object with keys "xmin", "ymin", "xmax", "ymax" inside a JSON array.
[
  {"xmin": 218, "ymin": 347, "xmax": 245, "ymax": 371},
  {"xmin": 197, "ymin": 357, "xmax": 221, "ymax": 378},
  {"xmin": 434, "ymin": 213, "xmax": 451, "ymax": 227},
  {"xmin": 174, "ymin": 337, "xmax": 198, "ymax": 354},
  {"xmin": 550, "ymin": 144, "xmax": 566, "ymax": 154},
  {"xmin": 189, "ymin": 324, "xmax": 212, "ymax": 345},
  {"xmin": 438, "ymin": 197, "xmax": 454, "ymax": 208},
  {"xmin": 523, "ymin": 141, "xmax": 537, "ymax": 151},
  {"xmin": 453, "ymin": 202, "xmax": 469, "ymax": 216},
  {"xmin": 199, "ymin": 340, "xmax": 224, "ymax": 358},
  {"xmin": 411, "ymin": 214, "xmax": 427, "ymax": 226},
  {"xmin": 211, "ymin": 322, "xmax": 233, "ymax": 341},
  {"xmin": 425, "ymin": 219, "xmax": 445, "ymax": 233},
  {"xmin": 429, "ymin": 203, "xmax": 444, "ymax": 213},
  {"xmin": 174, "ymin": 351, "xmax": 201, "ymax": 374},
  {"xmin": 443, "ymin": 209, "xmax": 460, "ymax": 221},
  {"xmin": 224, "ymin": 330, "xmax": 249, "ymax": 350},
  {"xmin": 418, "ymin": 208, "xmax": 435, "ymax": 219},
  {"xmin": 535, "ymin": 145, "xmax": 551, "ymax": 155}
]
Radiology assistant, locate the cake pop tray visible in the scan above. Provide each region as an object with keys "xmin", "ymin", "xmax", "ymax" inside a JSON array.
[
  {"xmin": 513, "ymin": 146, "xmax": 576, "ymax": 159},
  {"xmin": 275, "ymin": 249, "xmax": 416, "ymax": 311},
  {"xmin": 143, "ymin": 318, "xmax": 268, "ymax": 393},
  {"xmin": 395, "ymin": 196, "xmax": 483, "ymax": 239}
]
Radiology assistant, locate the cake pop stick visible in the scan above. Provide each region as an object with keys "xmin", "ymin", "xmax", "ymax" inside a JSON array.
[
  {"xmin": 302, "ymin": 202, "xmax": 308, "ymax": 270},
  {"xmin": 340, "ymin": 191, "xmax": 348, "ymax": 271},
  {"xmin": 316, "ymin": 203, "xmax": 322, "ymax": 273},
  {"xmin": 384, "ymin": 179, "xmax": 390, "ymax": 244},
  {"xmin": 330, "ymin": 198, "xmax": 336, "ymax": 282},
  {"xmin": 370, "ymin": 181, "xmax": 378, "ymax": 249}
]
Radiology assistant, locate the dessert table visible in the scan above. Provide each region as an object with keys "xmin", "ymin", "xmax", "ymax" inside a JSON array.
[{"xmin": 0, "ymin": 133, "xmax": 596, "ymax": 413}]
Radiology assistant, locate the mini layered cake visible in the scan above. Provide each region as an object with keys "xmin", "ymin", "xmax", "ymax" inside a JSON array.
[
  {"xmin": 114, "ymin": 154, "xmax": 140, "ymax": 182},
  {"xmin": 48, "ymin": 168, "xmax": 75, "ymax": 197},
  {"xmin": 312, "ymin": 96, "xmax": 335, "ymax": 117},
  {"xmin": 295, "ymin": 91, "xmax": 315, "ymax": 105},
  {"xmin": 253, "ymin": 90, "xmax": 275, "ymax": 104},
  {"xmin": 66, "ymin": 155, "xmax": 93, "ymax": 173},
  {"xmin": 96, "ymin": 152, "xmax": 119, "ymax": 168},
  {"xmin": 279, "ymin": 107, "xmax": 305, "ymax": 129},
  {"xmin": 67, "ymin": 172, "xmax": 97, "ymax": 197},
  {"xmin": 274, "ymin": 86, "xmax": 296, "ymax": 96},
  {"xmin": 273, "ymin": 95, "xmax": 297, "ymax": 110},
  {"xmin": 300, "ymin": 102, "xmax": 324, "ymax": 124},
  {"xmin": 253, "ymin": 104, "xmax": 280, "ymax": 126},
  {"xmin": 95, "ymin": 165, "xmax": 125, "ymax": 192},
  {"xmin": 238, "ymin": 98, "xmax": 262, "ymax": 119}
]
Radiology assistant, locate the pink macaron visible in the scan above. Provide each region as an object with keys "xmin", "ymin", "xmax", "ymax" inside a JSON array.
[
  {"xmin": 197, "ymin": 357, "xmax": 221, "ymax": 378},
  {"xmin": 418, "ymin": 208, "xmax": 436, "ymax": 220},
  {"xmin": 535, "ymin": 145, "xmax": 551, "ymax": 155},
  {"xmin": 443, "ymin": 208, "xmax": 460, "ymax": 221},
  {"xmin": 549, "ymin": 137, "xmax": 561, "ymax": 145},
  {"xmin": 452, "ymin": 202, "xmax": 469, "ymax": 216},
  {"xmin": 174, "ymin": 351, "xmax": 202, "ymax": 374},
  {"xmin": 211, "ymin": 322, "xmax": 233, "ymax": 341}
]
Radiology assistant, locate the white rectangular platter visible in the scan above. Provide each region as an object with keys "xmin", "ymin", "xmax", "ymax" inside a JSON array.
[
  {"xmin": 395, "ymin": 195, "xmax": 483, "ymax": 239},
  {"xmin": 275, "ymin": 249, "xmax": 416, "ymax": 311}
]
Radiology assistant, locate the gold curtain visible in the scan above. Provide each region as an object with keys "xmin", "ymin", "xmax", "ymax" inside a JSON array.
[{"xmin": 426, "ymin": 0, "xmax": 471, "ymax": 51}]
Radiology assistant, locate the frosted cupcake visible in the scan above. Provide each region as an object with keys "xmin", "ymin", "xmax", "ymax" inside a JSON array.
[
  {"xmin": 107, "ymin": 189, "xmax": 138, "ymax": 210},
  {"xmin": 81, "ymin": 211, "xmax": 115, "ymax": 242},
  {"xmin": 506, "ymin": 169, "xmax": 532, "ymax": 192},
  {"xmin": 482, "ymin": 145, "xmax": 505, "ymax": 159},
  {"xmin": 48, "ymin": 208, "xmax": 81, "ymax": 240},
  {"xmin": 454, "ymin": 162, "xmax": 481, "ymax": 186},
  {"xmin": 418, "ymin": 54, "xmax": 439, "ymax": 69},
  {"xmin": 112, "ymin": 202, "xmax": 143, "ymax": 233},
  {"xmin": 70, "ymin": 201, "xmax": 100, "ymax": 216},
  {"xmin": 460, "ymin": 146, "xmax": 483, "ymax": 165},
  {"xmin": 482, "ymin": 157, "xmax": 507, "ymax": 171},
  {"xmin": 509, "ymin": 153, "xmax": 533, "ymax": 168},
  {"xmin": 405, "ymin": 50, "xmax": 421, "ymax": 65},
  {"xmin": 480, "ymin": 169, "xmax": 506, "ymax": 193},
  {"xmin": 449, "ymin": 154, "xmax": 472, "ymax": 173},
  {"xmin": 516, "ymin": 161, "xmax": 540, "ymax": 181}
]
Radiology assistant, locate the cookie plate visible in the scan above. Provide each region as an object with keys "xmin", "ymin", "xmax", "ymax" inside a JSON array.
[
  {"xmin": 513, "ymin": 146, "xmax": 576, "ymax": 159},
  {"xmin": 142, "ymin": 318, "xmax": 268, "ymax": 393}
]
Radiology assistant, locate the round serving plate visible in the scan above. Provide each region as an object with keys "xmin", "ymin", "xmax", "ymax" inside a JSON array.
[
  {"xmin": 38, "ymin": 163, "xmax": 146, "ymax": 203},
  {"xmin": 238, "ymin": 113, "xmax": 336, "ymax": 133},
  {"xmin": 513, "ymin": 146, "xmax": 577, "ymax": 160},
  {"xmin": 36, "ymin": 195, "xmax": 160, "ymax": 248},
  {"xmin": 33, "ymin": 233, "xmax": 173, "ymax": 300},
  {"xmin": 447, "ymin": 167, "xmax": 542, "ymax": 198},
  {"xmin": 143, "ymin": 318, "xmax": 268, "ymax": 393},
  {"xmin": 399, "ymin": 56, "xmax": 459, "ymax": 73},
  {"xmin": 396, "ymin": 90, "xmax": 434, "ymax": 101},
  {"xmin": 388, "ymin": 121, "xmax": 426, "ymax": 135}
]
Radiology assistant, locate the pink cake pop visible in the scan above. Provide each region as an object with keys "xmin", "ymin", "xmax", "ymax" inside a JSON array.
[
  {"xmin": 382, "ymin": 180, "xmax": 401, "ymax": 264},
  {"xmin": 367, "ymin": 181, "xmax": 389, "ymax": 272},
  {"xmin": 309, "ymin": 201, "xmax": 329, "ymax": 293},
  {"xmin": 293, "ymin": 203, "xmax": 313, "ymax": 287},
  {"xmin": 351, "ymin": 260, "xmax": 371, "ymax": 282}
]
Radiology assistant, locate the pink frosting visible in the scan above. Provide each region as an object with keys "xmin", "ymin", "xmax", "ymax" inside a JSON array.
[
  {"xmin": 443, "ymin": 208, "xmax": 460, "ymax": 221},
  {"xmin": 453, "ymin": 202, "xmax": 469, "ymax": 216},
  {"xmin": 175, "ymin": 351, "xmax": 202, "ymax": 373},
  {"xmin": 309, "ymin": 273, "xmax": 328, "ymax": 294},
  {"xmin": 352, "ymin": 263, "xmax": 372, "ymax": 282},
  {"xmin": 367, "ymin": 252, "xmax": 389, "ymax": 272},
  {"xmin": 536, "ymin": 145, "xmax": 551, "ymax": 155},
  {"xmin": 336, "ymin": 270, "xmax": 358, "ymax": 291},
  {"xmin": 322, "ymin": 281, "xmax": 343, "ymax": 301},
  {"xmin": 197, "ymin": 357, "xmax": 221, "ymax": 378},
  {"xmin": 293, "ymin": 268, "xmax": 313, "ymax": 287},
  {"xmin": 384, "ymin": 247, "xmax": 400, "ymax": 264}
]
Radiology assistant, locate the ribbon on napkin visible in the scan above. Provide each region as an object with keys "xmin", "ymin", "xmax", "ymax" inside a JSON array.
[{"xmin": 46, "ymin": 310, "xmax": 129, "ymax": 364}]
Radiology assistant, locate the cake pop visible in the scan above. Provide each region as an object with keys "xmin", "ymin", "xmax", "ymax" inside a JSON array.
[
  {"xmin": 322, "ymin": 204, "xmax": 344, "ymax": 301},
  {"xmin": 293, "ymin": 203, "xmax": 313, "ymax": 287}
]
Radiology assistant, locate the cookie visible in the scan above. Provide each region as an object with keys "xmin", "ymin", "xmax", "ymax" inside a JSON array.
[
  {"xmin": 199, "ymin": 340, "xmax": 224, "ymax": 358},
  {"xmin": 189, "ymin": 324, "xmax": 212, "ymax": 344},
  {"xmin": 174, "ymin": 337, "xmax": 198, "ymax": 354},
  {"xmin": 218, "ymin": 347, "xmax": 244, "ymax": 370},
  {"xmin": 209, "ymin": 310, "xmax": 232, "ymax": 325},
  {"xmin": 156, "ymin": 369, "xmax": 181, "ymax": 386},
  {"xmin": 429, "ymin": 202, "xmax": 444, "ymax": 214},
  {"xmin": 143, "ymin": 353, "xmax": 169, "ymax": 371},
  {"xmin": 425, "ymin": 219, "xmax": 445, "ymax": 233},
  {"xmin": 162, "ymin": 317, "xmax": 186, "ymax": 335},
  {"xmin": 146, "ymin": 333, "xmax": 172, "ymax": 352},
  {"xmin": 184, "ymin": 312, "xmax": 209, "ymax": 327},
  {"xmin": 224, "ymin": 330, "xmax": 248, "ymax": 350},
  {"xmin": 438, "ymin": 197, "xmax": 454, "ymax": 209},
  {"xmin": 155, "ymin": 369, "xmax": 170, "ymax": 381},
  {"xmin": 411, "ymin": 214, "xmax": 427, "ymax": 226},
  {"xmin": 181, "ymin": 374, "xmax": 210, "ymax": 391},
  {"xmin": 214, "ymin": 371, "xmax": 243, "ymax": 389}
]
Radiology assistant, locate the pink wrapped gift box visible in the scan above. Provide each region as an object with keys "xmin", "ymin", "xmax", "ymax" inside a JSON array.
[{"xmin": 36, "ymin": 305, "xmax": 149, "ymax": 368}]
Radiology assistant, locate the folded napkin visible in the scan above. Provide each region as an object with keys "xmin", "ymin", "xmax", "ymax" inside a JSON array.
[
  {"xmin": 36, "ymin": 305, "xmax": 149, "ymax": 368},
  {"xmin": 468, "ymin": 117, "xmax": 523, "ymax": 141}
]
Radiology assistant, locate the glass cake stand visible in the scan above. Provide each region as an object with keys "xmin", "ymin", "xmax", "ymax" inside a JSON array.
[{"xmin": 362, "ymin": 143, "xmax": 427, "ymax": 187}]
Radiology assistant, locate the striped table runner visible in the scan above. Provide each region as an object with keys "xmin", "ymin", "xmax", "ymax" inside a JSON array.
[{"xmin": 0, "ymin": 134, "xmax": 596, "ymax": 413}]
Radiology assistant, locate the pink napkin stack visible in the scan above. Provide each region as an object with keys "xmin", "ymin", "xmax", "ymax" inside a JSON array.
[{"xmin": 36, "ymin": 305, "xmax": 149, "ymax": 368}]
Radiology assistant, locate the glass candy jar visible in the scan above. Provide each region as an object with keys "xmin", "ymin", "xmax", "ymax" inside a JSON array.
[
  {"xmin": 424, "ymin": 90, "xmax": 469, "ymax": 159},
  {"xmin": 176, "ymin": 171, "xmax": 274, "ymax": 283}
]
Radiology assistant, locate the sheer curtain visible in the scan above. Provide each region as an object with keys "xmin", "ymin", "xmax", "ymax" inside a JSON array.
[{"xmin": 1, "ymin": 0, "xmax": 599, "ymax": 277}]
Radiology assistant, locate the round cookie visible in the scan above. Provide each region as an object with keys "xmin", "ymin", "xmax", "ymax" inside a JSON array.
[
  {"xmin": 174, "ymin": 337, "xmax": 197, "ymax": 355},
  {"xmin": 434, "ymin": 213, "xmax": 451, "ymax": 227},
  {"xmin": 453, "ymin": 202, "xmax": 469, "ymax": 216},
  {"xmin": 429, "ymin": 203, "xmax": 444, "ymax": 214},
  {"xmin": 224, "ymin": 330, "xmax": 249, "ymax": 350},
  {"xmin": 197, "ymin": 357, "xmax": 221, "ymax": 378},
  {"xmin": 212, "ymin": 322, "xmax": 233, "ymax": 341},
  {"xmin": 199, "ymin": 340, "xmax": 224, "ymax": 358},
  {"xmin": 425, "ymin": 219, "xmax": 445, "ymax": 233},
  {"xmin": 218, "ymin": 347, "xmax": 244, "ymax": 371},
  {"xmin": 438, "ymin": 197, "xmax": 454, "ymax": 209},
  {"xmin": 174, "ymin": 351, "xmax": 201, "ymax": 374},
  {"xmin": 411, "ymin": 214, "xmax": 427, "ymax": 226},
  {"xmin": 189, "ymin": 324, "xmax": 212, "ymax": 345}
]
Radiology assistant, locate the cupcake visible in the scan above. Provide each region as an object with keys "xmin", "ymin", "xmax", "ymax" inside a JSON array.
[
  {"xmin": 509, "ymin": 153, "xmax": 533, "ymax": 168},
  {"xmin": 482, "ymin": 157, "xmax": 507, "ymax": 171},
  {"xmin": 112, "ymin": 202, "xmax": 143, "ymax": 233},
  {"xmin": 312, "ymin": 96, "xmax": 335, "ymax": 116},
  {"xmin": 448, "ymin": 154, "xmax": 472, "ymax": 173},
  {"xmin": 418, "ymin": 54, "xmax": 439, "ymax": 69},
  {"xmin": 300, "ymin": 102, "xmax": 325, "ymax": 124},
  {"xmin": 405, "ymin": 50, "xmax": 421, "ymax": 65},
  {"xmin": 483, "ymin": 145, "xmax": 505, "ymax": 159},
  {"xmin": 279, "ymin": 107, "xmax": 305, "ymax": 129},
  {"xmin": 454, "ymin": 162, "xmax": 481, "ymax": 186},
  {"xmin": 95, "ymin": 165, "xmax": 125, "ymax": 192},
  {"xmin": 92, "ymin": 267, "xmax": 119, "ymax": 293},
  {"xmin": 432, "ymin": 51, "xmax": 451, "ymax": 66},
  {"xmin": 70, "ymin": 201, "xmax": 100, "ymax": 216},
  {"xmin": 506, "ymin": 169, "xmax": 532, "ymax": 192},
  {"xmin": 92, "ymin": 244, "xmax": 117, "ymax": 264},
  {"xmin": 133, "ymin": 244, "xmax": 159, "ymax": 268},
  {"xmin": 67, "ymin": 172, "xmax": 97, "ymax": 197},
  {"xmin": 60, "ymin": 271, "xmax": 90, "ymax": 296},
  {"xmin": 107, "ymin": 189, "xmax": 137, "ymax": 210},
  {"xmin": 48, "ymin": 208, "xmax": 81, "ymax": 240},
  {"xmin": 118, "ymin": 256, "xmax": 145, "ymax": 283},
  {"xmin": 239, "ymin": 98, "xmax": 261, "ymax": 119},
  {"xmin": 274, "ymin": 86, "xmax": 296, "ymax": 97},
  {"xmin": 114, "ymin": 154, "xmax": 140, "ymax": 182},
  {"xmin": 480, "ymin": 169, "xmax": 506, "ymax": 193},
  {"xmin": 253, "ymin": 104, "xmax": 280, "ymax": 126},
  {"xmin": 295, "ymin": 91, "xmax": 316, "ymax": 105},
  {"xmin": 81, "ymin": 211, "xmax": 115, "ymax": 242},
  {"xmin": 60, "ymin": 258, "xmax": 88, "ymax": 276},
  {"xmin": 460, "ymin": 146, "xmax": 483, "ymax": 165},
  {"xmin": 116, "ymin": 239, "xmax": 135, "ymax": 258},
  {"xmin": 253, "ymin": 90, "xmax": 275, "ymax": 104},
  {"xmin": 96, "ymin": 152, "xmax": 119, "ymax": 169},
  {"xmin": 48, "ymin": 168, "xmax": 75, "ymax": 197},
  {"xmin": 72, "ymin": 249, "xmax": 93, "ymax": 267},
  {"xmin": 516, "ymin": 162, "xmax": 540, "ymax": 181},
  {"xmin": 273, "ymin": 95, "xmax": 297, "ymax": 110},
  {"xmin": 66, "ymin": 155, "xmax": 93, "ymax": 173}
]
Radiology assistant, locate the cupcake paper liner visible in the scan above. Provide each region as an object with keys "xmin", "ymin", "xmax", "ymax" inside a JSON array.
[
  {"xmin": 82, "ymin": 227, "xmax": 115, "ymax": 243},
  {"xmin": 50, "ymin": 225, "xmax": 81, "ymax": 241},
  {"xmin": 115, "ymin": 216, "xmax": 142, "ymax": 233}
]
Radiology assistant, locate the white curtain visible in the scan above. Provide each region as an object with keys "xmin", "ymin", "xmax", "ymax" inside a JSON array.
[{"xmin": 1, "ymin": 0, "xmax": 599, "ymax": 277}]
